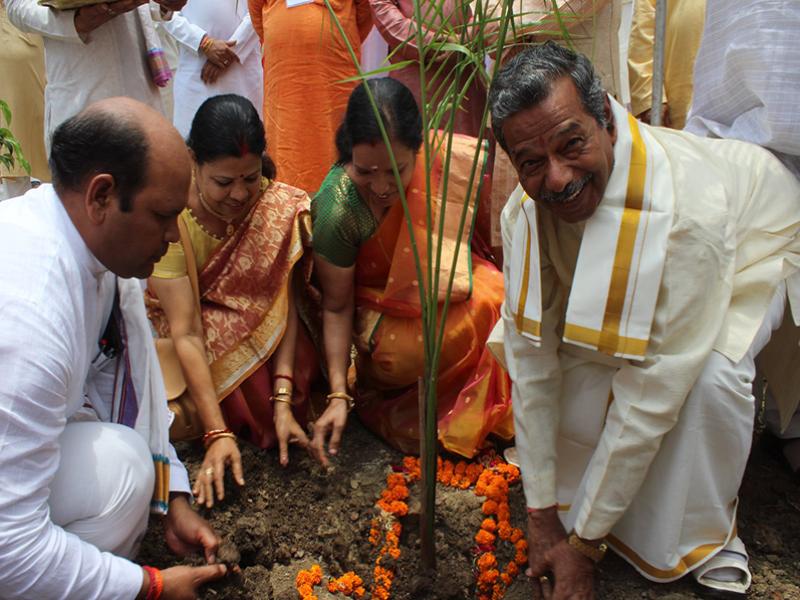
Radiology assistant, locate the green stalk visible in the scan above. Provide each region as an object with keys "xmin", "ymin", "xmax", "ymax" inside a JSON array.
[{"xmin": 322, "ymin": 1, "xmax": 430, "ymax": 323}]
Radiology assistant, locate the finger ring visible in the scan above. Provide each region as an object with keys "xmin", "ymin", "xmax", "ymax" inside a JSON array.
[
  {"xmin": 223, "ymin": 60, "xmax": 229, "ymax": 65},
  {"xmin": 539, "ymin": 575, "xmax": 550, "ymax": 585},
  {"xmin": 204, "ymin": 467, "xmax": 214, "ymax": 476}
]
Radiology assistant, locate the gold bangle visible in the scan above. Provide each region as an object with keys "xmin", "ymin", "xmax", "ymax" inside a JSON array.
[
  {"xmin": 203, "ymin": 431, "xmax": 236, "ymax": 449},
  {"xmin": 274, "ymin": 386, "xmax": 292, "ymax": 397},
  {"xmin": 326, "ymin": 391, "xmax": 355, "ymax": 412},
  {"xmin": 270, "ymin": 394, "xmax": 294, "ymax": 406}
]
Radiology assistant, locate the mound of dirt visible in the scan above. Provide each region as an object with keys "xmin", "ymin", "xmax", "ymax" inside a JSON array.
[{"xmin": 138, "ymin": 418, "xmax": 800, "ymax": 599}]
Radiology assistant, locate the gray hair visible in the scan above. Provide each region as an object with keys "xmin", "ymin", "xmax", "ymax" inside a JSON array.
[{"xmin": 489, "ymin": 41, "xmax": 608, "ymax": 152}]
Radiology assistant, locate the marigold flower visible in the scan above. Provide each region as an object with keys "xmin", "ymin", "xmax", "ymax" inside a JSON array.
[
  {"xmin": 480, "ymin": 518, "xmax": 497, "ymax": 532},
  {"xmin": 327, "ymin": 572, "xmax": 364, "ymax": 597},
  {"xmin": 509, "ymin": 528, "xmax": 523, "ymax": 543},
  {"xmin": 477, "ymin": 552, "xmax": 498, "ymax": 570},
  {"xmin": 475, "ymin": 529, "xmax": 496, "ymax": 546},
  {"xmin": 482, "ymin": 499, "xmax": 498, "ymax": 515},
  {"xmin": 497, "ymin": 521, "xmax": 513, "ymax": 541},
  {"xmin": 478, "ymin": 568, "xmax": 500, "ymax": 584},
  {"xmin": 497, "ymin": 502, "xmax": 511, "ymax": 522}
]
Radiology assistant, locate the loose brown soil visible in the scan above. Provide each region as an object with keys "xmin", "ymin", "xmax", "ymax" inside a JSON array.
[{"xmin": 138, "ymin": 417, "xmax": 800, "ymax": 599}]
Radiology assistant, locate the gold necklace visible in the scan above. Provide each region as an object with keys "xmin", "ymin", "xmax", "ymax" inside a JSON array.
[
  {"xmin": 196, "ymin": 185, "xmax": 237, "ymax": 237},
  {"xmin": 186, "ymin": 206, "xmax": 224, "ymax": 241}
]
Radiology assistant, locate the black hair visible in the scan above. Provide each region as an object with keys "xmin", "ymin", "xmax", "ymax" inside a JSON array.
[
  {"xmin": 187, "ymin": 94, "xmax": 276, "ymax": 179},
  {"xmin": 335, "ymin": 78, "xmax": 423, "ymax": 164},
  {"xmin": 489, "ymin": 41, "xmax": 608, "ymax": 152},
  {"xmin": 49, "ymin": 110, "xmax": 149, "ymax": 212}
]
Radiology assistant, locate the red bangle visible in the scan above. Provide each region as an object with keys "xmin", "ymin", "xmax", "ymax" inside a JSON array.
[
  {"xmin": 273, "ymin": 373, "xmax": 293, "ymax": 385},
  {"xmin": 202, "ymin": 427, "xmax": 233, "ymax": 445},
  {"xmin": 143, "ymin": 566, "xmax": 163, "ymax": 600}
]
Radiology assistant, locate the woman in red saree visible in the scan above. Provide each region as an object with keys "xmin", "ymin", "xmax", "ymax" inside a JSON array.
[
  {"xmin": 147, "ymin": 95, "xmax": 318, "ymax": 507},
  {"xmin": 310, "ymin": 78, "xmax": 513, "ymax": 462}
]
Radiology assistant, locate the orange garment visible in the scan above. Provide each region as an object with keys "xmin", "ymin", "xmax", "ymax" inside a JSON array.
[
  {"xmin": 353, "ymin": 134, "xmax": 514, "ymax": 457},
  {"xmin": 248, "ymin": 0, "xmax": 372, "ymax": 195}
]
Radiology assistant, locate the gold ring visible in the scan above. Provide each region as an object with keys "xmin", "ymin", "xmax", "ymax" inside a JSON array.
[
  {"xmin": 204, "ymin": 467, "xmax": 214, "ymax": 477},
  {"xmin": 539, "ymin": 575, "xmax": 549, "ymax": 585}
]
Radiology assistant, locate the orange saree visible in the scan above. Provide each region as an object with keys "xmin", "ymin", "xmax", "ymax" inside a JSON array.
[
  {"xmin": 148, "ymin": 181, "xmax": 319, "ymax": 448},
  {"xmin": 353, "ymin": 134, "xmax": 514, "ymax": 457}
]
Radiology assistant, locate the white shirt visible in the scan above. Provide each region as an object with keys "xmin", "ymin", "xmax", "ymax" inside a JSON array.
[
  {"xmin": 0, "ymin": 185, "xmax": 189, "ymax": 599},
  {"xmin": 500, "ymin": 126, "xmax": 800, "ymax": 540},
  {"xmin": 5, "ymin": 0, "xmax": 164, "ymax": 146},
  {"xmin": 685, "ymin": 0, "xmax": 800, "ymax": 178},
  {"xmin": 162, "ymin": 0, "xmax": 263, "ymax": 137}
]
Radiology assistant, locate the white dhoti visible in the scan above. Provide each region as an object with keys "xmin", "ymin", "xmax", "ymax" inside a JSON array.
[
  {"xmin": 50, "ymin": 421, "xmax": 154, "ymax": 559},
  {"xmin": 543, "ymin": 284, "xmax": 786, "ymax": 581}
]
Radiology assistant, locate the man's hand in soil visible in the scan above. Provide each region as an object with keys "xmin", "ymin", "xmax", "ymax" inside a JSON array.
[
  {"xmin": 274, "ymin": 401, "xmax": 309, "ymax": 466},
  {"xmin": 141, "ymin": 564, "xmax": 228, "ymax": 600},
  {"xmin": 525, "ymin": 506, "xmax": 566, "ymax": 598},
  {"xmin": 164, "ymin": 494, "xmax": 220, "ymax": 564},
  {"xmin": 193, "ymin": 437, "xmax": 244, "ymax": 509},
  {"xmin": 309, "ymin": 397, "xmax": 349, "ymax": 467},
  {"xmin": 539, "ymin": 538, "xmax": 595, "ymax": 600}
]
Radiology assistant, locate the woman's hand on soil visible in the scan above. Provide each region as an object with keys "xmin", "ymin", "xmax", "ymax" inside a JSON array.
[
  {"xmin": 164, "ymin": 494, "xmax": 220, "ymax": 564},
  {"xmin": 309, "ymin": 398, "xmax": 349, "ymax": 467},
  {"xmin": 193, "ymin": 437, "xmax": 244, "ymax": 509},
  {"xmin": 159, "ymin": 564, "xmax": 228, "ymax": 600},
  {"xmin": 274, "ymin": 403, "xmax": 309, "ymax": 466}
]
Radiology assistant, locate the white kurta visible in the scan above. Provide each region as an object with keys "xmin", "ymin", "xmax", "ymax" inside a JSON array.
[
  {"xmin": 497, "ymin": 124, "xmax": 800, "ymax": 578},
  {"xmin": 5, "ymin": 0, "xmax": 164, "ymax": 148},
  {"xmin": 0, "ymin": 185, "xmax": 189, "ymax": 599},
  {"xmin": 162, "ymin": 0, "xmax": 263, "ymax": 138},
  {"xmin": 685, "ymin": 0, "xmax": 800, "ymax": 179}
]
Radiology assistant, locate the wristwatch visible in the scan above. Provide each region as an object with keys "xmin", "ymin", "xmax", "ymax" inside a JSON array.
[{"xmin": 567, "ymin": 532, "xmax": 607, "ymax": 563}]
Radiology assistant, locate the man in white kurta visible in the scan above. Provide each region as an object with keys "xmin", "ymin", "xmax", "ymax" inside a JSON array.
[
  {"xmin": 5, "ymin": 0, "xmax": 185, "ymax": 148},
  {"xmin": 488, "ymin": 42, "xmax": 800, "ymax": 597},
  {"xmin": 0, "ymin": 98, "xmax": 227, "ymax": 598},
  {"xmin": 162, "ymin": 0, "xmax": 263, "ymax": 138}
]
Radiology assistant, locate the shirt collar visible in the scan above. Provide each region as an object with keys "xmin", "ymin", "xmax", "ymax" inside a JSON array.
[{"xmin": 47, "ymin": 184, "xmax": 110, "ymax": 280}]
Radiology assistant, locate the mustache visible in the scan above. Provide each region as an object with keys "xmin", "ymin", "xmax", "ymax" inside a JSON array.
[{"xmin": 539, "ymin": 174, "xmax": 592, "ymax": 204}]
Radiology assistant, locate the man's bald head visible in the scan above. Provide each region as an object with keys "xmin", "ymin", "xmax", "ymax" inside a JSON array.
[
  {"xmin": 49, "ymin": 97, "xmax": 187, "ymax": 211},
  {"xmin": 49, "ymin": 98, "xmax": 191, "ymax": 278}
]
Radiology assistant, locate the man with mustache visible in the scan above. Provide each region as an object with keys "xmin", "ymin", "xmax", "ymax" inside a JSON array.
[
  {"xmin": 488, "ymin": 41, "xmax": 800, "ymax": 598},
  {"xmin": 0, "ymin": 98, "xmax": 228, "ymax": 599}
]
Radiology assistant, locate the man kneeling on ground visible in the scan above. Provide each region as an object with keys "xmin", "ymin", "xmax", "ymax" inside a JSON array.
[
  {"xmin": 0, "ymin": 98, "xmax": 229, "ymax": 599},
  {"xmin": 488, "ymin": 41, "xmax": 800, "ymax": 598}
]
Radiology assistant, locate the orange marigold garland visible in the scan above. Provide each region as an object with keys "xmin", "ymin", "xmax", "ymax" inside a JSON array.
[
  {"xmin": 295, "ymin": 564, "xmax": 323, "ymax": 600},
  {"xmin": 295, "ymin": 454, "xmax": 525, "ymax": 600},
  {"xmin": 327, "ymin": 572, "xmax": 366, "ymax": 598},
  {"xmin": 473, "ymin": 457, "xmax": 525, "ymax": 600}
]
